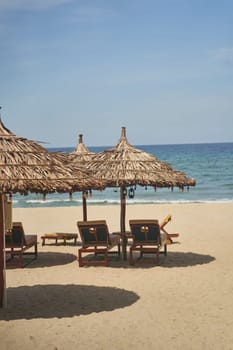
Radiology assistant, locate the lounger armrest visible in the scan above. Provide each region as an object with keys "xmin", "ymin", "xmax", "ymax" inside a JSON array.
[{"xmin": 25, "ymin": 234, "xmax": 37, "ymax": 245}]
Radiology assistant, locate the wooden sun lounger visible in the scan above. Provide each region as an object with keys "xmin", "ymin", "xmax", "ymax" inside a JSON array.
[
  {"xmin": 77, "ymin": 220, "xmax": 121, "ymax": 267},
  {"xmin": 5, "ymin": 222, "xmax": 38, "ymax": 268},
  {"xmin": 129, "ymin": 219, "xmax": 167, "ymax": 265}
]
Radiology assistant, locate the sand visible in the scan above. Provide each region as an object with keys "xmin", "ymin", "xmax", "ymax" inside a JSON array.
[{"xmin": 1, "ymin": 203, "xmax": 233, "ymax": 350}]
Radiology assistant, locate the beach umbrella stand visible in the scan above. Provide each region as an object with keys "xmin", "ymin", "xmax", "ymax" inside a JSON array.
[{"xmin": 68, "ymin": 134, "xmax": 96, "ymax": 221}]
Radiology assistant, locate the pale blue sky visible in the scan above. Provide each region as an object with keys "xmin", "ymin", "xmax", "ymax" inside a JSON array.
[{"xmin": 0, "ymin": 0, "xmax": 233, "ymax": 147}]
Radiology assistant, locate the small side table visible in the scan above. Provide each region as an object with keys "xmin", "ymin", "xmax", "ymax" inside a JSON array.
[{"xmin": 112, "ymin": 231, "xmax": 132, "ymax": 261}]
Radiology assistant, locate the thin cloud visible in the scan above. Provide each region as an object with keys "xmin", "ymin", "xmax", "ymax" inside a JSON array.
[
  {"xmin": 72, "ymin": 6, "xmax": 116, "ymax": 23},
  {"xmin": 0, "ymin": 0, "xmax": 73, "ymax": 12},
  {"xmin": 211, "ymin": 48, "xmax": 233, "ymax": 65}
]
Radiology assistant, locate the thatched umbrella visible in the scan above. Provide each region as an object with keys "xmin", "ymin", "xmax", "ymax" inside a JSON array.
[
  {"xmin": 0, "ymin": 118, "xmax": 106, "ymax": 307},
  {"xmin": 84, "ymin": 127, "xmax": 196, "ymax": 259},
  {"xmin": 68, "ymin": 134, "xmax": 96, "ymax": 220},
  {"xmin": 69, "ymin": 134, "xmax": 95, "ymax": 162}
]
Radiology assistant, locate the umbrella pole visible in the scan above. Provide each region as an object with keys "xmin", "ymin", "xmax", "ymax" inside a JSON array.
[
  {"xmin": 82, "ymin": 191, "xmax": 87, "ymax": 221},
  {"xmin": 120, "ymin": 187, "xmax": 127, "ymax": 260},
  {"xmin": 0, "ymin": 194, "xmax": 6, "ymax": 308}
]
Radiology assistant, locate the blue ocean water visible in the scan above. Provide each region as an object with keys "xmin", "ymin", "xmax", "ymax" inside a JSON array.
[{"xmin": 12, "ymin": 142, "xmax": 233, "ymax": 208}]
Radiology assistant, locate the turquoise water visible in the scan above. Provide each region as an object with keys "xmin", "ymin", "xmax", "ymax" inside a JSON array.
[{"xmin": 12, "ymin": 142, "xmax": 233, "ymax": 208}]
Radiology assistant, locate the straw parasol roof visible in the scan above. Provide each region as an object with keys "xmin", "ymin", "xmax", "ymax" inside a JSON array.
[
  {"xmin": 84, "ymin": 127, "xmax": 196, "ymax": 250},
  {"xmin": 86, "ymin": 127, "xmax": 196, "ymax": 189},
  {"xmin": 0, "ymin": 118, "xmax": 105, "ymax": 308},
  {"xmin": 0, "ymin": 122, "xmax": 104, "ymax": 194},
  {"xmin": 69, "ymin": 134, "xmax": 95, "ymax": 163},
  {"xmin": 67, "ymin": 133, "xmax": 97, "ymax": 220}
]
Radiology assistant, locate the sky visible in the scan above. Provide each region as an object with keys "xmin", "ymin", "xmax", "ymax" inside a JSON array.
[{"xmin": 0, "ymin": 0, "xmax": 233, "ymax": 148}]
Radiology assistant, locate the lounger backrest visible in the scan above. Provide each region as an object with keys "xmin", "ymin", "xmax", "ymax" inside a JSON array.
[
  {"xmin": 129, "ymin": 219, "xmax": 161, "ymax": 244},
  {"xmin": 160, "ymin": 214, "xmax": 172, "ymax": 231},
  {"xmin": 5, "ymin": 222, "xmax": 26, "ymax": 246},
  {"xmin": 77, "ymin": 220, "xmax": 110, "ymax": 246}
]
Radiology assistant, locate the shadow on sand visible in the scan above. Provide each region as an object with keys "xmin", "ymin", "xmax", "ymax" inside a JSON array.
[
  {"xmin": 83, "ymin": 251, "xmax": 216, "ymax": 269},
  {"xmin": 6, "ymin": 251, "xmax": 77, "ymax": 269},
  {"xmin": 0, "ymin": 284, "xmax": 139, "ymax": 320},
  {"xmin": 161, "ymin": 251, "xmax": 216, "ymax": 268},
  {"xmin": 6, "ymin": 251, "xmax": 216, "ymax": 269}
]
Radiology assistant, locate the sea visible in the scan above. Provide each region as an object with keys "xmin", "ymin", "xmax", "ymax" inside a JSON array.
[{"xmin": 12, "ymin": 142, "xmax": 233, "ymax": 208}]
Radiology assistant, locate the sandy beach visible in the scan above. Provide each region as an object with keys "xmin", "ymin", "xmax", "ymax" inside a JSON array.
[{"xmin": 1, "ymin": 203, "xmax": 233, "ymax": 350}]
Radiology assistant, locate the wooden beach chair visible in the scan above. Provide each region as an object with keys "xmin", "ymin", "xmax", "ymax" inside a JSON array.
[
  {"xmin": 77, "ymin": 220, "xmax": 121, "ymax": 267},
  {"xmin": 129, "ymin": 219, "xmax": 167, "ymax": 265},
  {"xmin": 159, "ymin": 214, "xmax": 180, "ymax": 244},
  {"xmin": 5, "ymin": 222, "xmax": 38, "ymax": 268}
]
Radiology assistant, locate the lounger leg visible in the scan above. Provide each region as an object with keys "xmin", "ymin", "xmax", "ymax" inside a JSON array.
[
  {"xmin": 164, "ymin": 244, "xmax": 167, "ymax": 256},
  {"xmin": 78, "ymin": 249, "xmax": 84, "ymax": 267},
  {"xmin": 19, "ymin": 253, "xmax": 23, "ymax": 268},
  {"xmin": 117, "ymin": 243, "xmax": 121, "ymax": 256},
  {"xmin": 104, "ymin": 251, "xmax": 108, "ymax": 267},
  {"xmin": 94, "ymin": 246, "xmax": 98, "ymax": 256},
  {"xmin": 35, "ymin": 242, "xmax": 38, "ymax": 257},
  {"xmin": 140, "ymin": 245, "xmax": 143, "ymax": 258},
  {"xmin": 10, "ymin": 248, "xmax": 14, "ymax": 260},
  {"xmin": 156, "ymin": 250, "xmax": 160, "ymax": 264}
]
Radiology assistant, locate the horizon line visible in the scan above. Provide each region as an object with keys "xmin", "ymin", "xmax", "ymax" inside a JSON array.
[{"xmin": 46, "ymin": 140, "xmax": 233, "ymax": 150}]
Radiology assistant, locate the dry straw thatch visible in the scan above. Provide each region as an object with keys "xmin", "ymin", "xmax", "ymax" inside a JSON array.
[
  {"xmin": 0, "ymin": 121, "xmax": 105, "ymax": 194},
  {"xmin": 69, "ymin": 134, "xmax": 95, "ymax": 163},
  {"xmin": 84, "ymin": 127, "xmax": 196, "ymax": 189}
]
